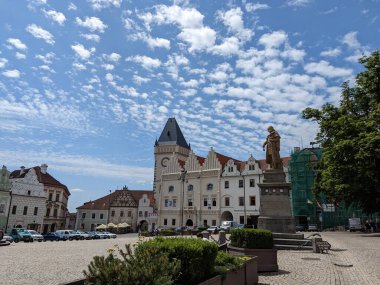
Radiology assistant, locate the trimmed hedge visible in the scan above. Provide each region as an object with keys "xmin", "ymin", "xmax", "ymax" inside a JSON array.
[
  {"xmin": 230, "ymin": 228, "xmax": 273, "ymax": 249},
  {"xmin": 137, "ymin": 237, "xmax": 218, "ymax": 285},
  {"xmin": 158, "ymin": 228, "xmax": 176, "ymax": 236}
]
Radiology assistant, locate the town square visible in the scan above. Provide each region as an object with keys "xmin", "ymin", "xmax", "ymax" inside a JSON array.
[{"xmin": 0, "ymin": 0, "xmax": 379, "ymax": 284}]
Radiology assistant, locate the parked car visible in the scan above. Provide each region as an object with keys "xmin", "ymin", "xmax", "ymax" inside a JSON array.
[
  {"xmin": 75, "ymin": 231, "xmax": 91, "ymax": 240},
  {"xmin": 86, "ymin": 231, "xmax": 101, "ymax": 239},
  {"xmin": 55, "ymin": 230, "xmax": 81, "ymax": 241},
  {"xmin": 10, "ymin": 228, "xmax": 33, "ymax": 243},
  {"xmin": 43, "ymin": 232, "xmax": 66, "ymax": 241},
  {"xmin": 27, "ymin": 230, "xmax": 44, "ymax": 242},
  {"xmin": 236, "ymin": 224, "xmax": 245, "ymax": 229},
  {"xmin": 295, "ymin": 224, "xmax": 306, "ymax": 232},
  {"xmin": 103, "ymin": 232, "xmax": 117, "ymax": 239},
  {"xmin": 307, "ymin": 224, "xmax": 318, "ymax": 232},
  {"xmin": 220, "ymin": 221, "xmax": 238, "ymax": 232},
  {"xmin": 94, "ymin": 231, "xmax": 108, "ymax": 239},
  {"xmin": 207, "ymin": 226, "xmax": 220, "ymax": 234}
]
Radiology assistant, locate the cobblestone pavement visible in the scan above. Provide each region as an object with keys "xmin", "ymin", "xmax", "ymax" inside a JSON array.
[
  {"xmin": 258, "ymin": 231, "xmax": 380, "ymax": 285},
  {"xmin": 1, "ymin": 232, "xmax": 379, "ymax": 285}
]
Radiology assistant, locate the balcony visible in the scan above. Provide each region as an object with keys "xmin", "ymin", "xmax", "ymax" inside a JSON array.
[{"xmin": 184, "ymin": 206, "xmax": 196, "ymax": 211}]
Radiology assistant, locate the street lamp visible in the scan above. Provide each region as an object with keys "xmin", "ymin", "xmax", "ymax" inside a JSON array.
[{"xmin": 179, "ymin": 169, "xmax": 187, "ymax": 236}]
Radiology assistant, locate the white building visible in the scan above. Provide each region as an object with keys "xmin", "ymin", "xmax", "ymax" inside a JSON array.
[{"xmin": 154, "ymin": 118, "xmax": 290, "ymax": 229}]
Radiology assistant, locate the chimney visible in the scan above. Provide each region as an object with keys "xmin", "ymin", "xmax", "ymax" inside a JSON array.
[
  {"xmin": 40, "ymin": 164, "xmax": 48, "ymax": 174},
  {"xmin": 20, "ymin": 166, "xmax": 26, "ymax": 174}
]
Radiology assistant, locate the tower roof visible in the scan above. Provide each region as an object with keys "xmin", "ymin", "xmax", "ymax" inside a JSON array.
[{"xmin": 157, "ymin": 118, "xmax": 190, "ymax": 149}]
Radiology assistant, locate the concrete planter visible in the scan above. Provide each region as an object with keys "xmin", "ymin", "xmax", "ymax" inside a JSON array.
[{"xmin": 228, "ymin": 246, "xmax": 278, "ymax": 272}]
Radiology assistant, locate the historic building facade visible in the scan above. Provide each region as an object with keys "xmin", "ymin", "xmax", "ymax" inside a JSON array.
[
  {"xmin": 75, "ymin": 188, "xmax": 155, "ymax": 232},
  {"xmin": 0, "ymin": 165, "xmax": 11, "ymax": 230},
  {"xmin": 154, "ymin": 118, "xmax": 290, "ymax": 229},
  {"xmin": 8, "ymin": 165, "xmax": 70, "ymax": 233}
]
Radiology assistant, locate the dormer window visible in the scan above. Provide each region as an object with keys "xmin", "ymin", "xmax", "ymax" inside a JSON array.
[
  {"xmin": 228, "ymin": 166, "xmax": 233, "ymax": 172},
  {"xmin": 249, "ymin": 164, "xmax": 255, "ymax": 171},
  {"xmin": 207, "ymin": 184, "xmax": 213, "ymax": 191},
  {"xmin": 169, "ymin": 186, "xmax": 174, "ymax": 192}
]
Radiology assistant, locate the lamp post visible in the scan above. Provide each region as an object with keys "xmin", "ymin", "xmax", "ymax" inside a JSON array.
[{"xmin": 179, "ymin": 169, "xmax": 187, "ymax": 236}]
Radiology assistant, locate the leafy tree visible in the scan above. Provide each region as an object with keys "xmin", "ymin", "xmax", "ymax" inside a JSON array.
[{"xmin": 302, "ymin": 50, "xmax": 380, "ymax": 214}]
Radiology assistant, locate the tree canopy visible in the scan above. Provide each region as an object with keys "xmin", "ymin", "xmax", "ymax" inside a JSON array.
[{"xmin": 302, "ymin": 50, "xmax": 380, "ymax": 214}]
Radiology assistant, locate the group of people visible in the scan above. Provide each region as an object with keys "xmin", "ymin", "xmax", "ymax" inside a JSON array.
[{"xmin": 364, "ymin": 220, "xmax": 377, "ymax": 233}]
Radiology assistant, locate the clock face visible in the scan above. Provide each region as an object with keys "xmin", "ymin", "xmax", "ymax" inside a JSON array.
[{"xmin": 161, "ymin": 157, "xmax": 169, "ymax": 167}]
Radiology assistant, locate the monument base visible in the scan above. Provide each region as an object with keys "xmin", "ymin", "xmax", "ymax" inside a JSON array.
[{"xmin": 258, "ymin": 216, "xmax": 295, "ymax": 234}]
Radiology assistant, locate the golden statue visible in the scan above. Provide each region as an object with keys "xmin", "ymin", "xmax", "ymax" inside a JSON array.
[{"xmin": 262, "ymin": 126, "xmax": 282, "ymax": 169}]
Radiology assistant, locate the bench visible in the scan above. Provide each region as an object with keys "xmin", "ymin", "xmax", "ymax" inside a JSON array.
[{"xmin": 316, "ymin": 241, "xmax": 331, "ymax": 253}]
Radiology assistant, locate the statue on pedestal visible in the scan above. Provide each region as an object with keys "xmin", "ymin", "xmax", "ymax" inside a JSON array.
[{"xmin": 262, "ymin": 126, "xmax": 282, "ymax": 169}]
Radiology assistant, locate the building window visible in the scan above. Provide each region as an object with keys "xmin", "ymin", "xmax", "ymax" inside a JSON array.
[
  {"xmin": 164, "ymin": 219, "xmax": 167, "ymax": 225},
  {"xmin": 34, "ymin": 207, "xmax": 38, "ymax": 215},
  {"xmin": 23, "ymin": 206, "xmax": 28, "ymax": 215},
  {"xmin": 144, "ymin": 211, "xmax": 148, "ymax": 217},
  {"xmin": 212, "ymin": 198, "xmax": 216, "ymax": 207},
  {"xmin": 249, "ymin": 179, "xmax": 255, "ymax": 187},
  {"xmin": 172, "ymin": 219, "xmax": 176, "ymax": 226},
  {"xmin": 239, "ymin": 180, "xmax": 243, "ymax": 188},
  {"xmin": 240, "ymin": 216, "xmax": 244, "ymax": 224},
  {"xmin": 53, "ymin": 209, "xmax": 58, "ymax": 217},
  {"xmin": 188, "ymin": 199, "xmax": 193, "ymax": 207},
  {"xmin": 188, "ymin": 184, "xmax": 193, "ymax": 191},
  {"xmin": 225, "ymin": 197, "xmax": 230, "ymax": 207},
  {"xmin": 100, "ymin": 213, "xmax": 104, "ymax": 219},
  {"xmin": 120, "ymin": 211, "xmax": 124, "ymax": 217},
  {"xmin": 0, "ymin": 204, "xmax": 4, "ymax": 213},
  {"xmin": 46, "ymin": 208, "xmax": 50, "ymax": 217},
  {"xmin": 203, "ymin": 198, "xmax": 208, "ymax": 207},
  {"xmin": 92, "ymin": 213, "xmax": 96, "ymax": 219},
  {"xmin": 48, "ymin": 193, "xmax": 53, "ymax": 201},
  {"xmin": 56, "ymin": 194, "xmax": 60, "ymax": 202},
  {"xmin": 173, "ymin": 199, "xmax": 177, "ymax": 207},
  {"xmin": 139, "ymin": 211, "xmax": 142, "ymax": 217},
  {"xmin": 82, "ymin": 213, "xmax": 86, "ymax": 219},
  {"xmin": 165, "ymin": 199, "xmax": 169, "ymax": 207},
  {"xmin": 228, "ymin": 166, "xmax": 233, "ymax": 172},
  {"xmin": 169, "ymin": 186, "xmax": 174, "ymax": 192},
  {"xmin": 111, "ymin": 211, "xmax": 115, "ymax": 217},
  {"xmin": 212, "ymin": 220, "xmax": 216, "ymax": 226},
  {"xmin": 27, "ymin": 190, "xmax": 31, "ymax": 195},
  {"xmin": 128, "ymin": 211, "xmax": 131, "ymax": 217},
  {"xmin": 239, "ymin": 197, "xmax": 244, "ymax": 206},
  {"xmin": 250, "ymin": 196, "xmax": 256, "ymax": 206},
  {"xmin": 249, "ymin": 164, "xmax": 255, "ymax": 171},
  {"xmin": 207, "ymin": 184, "xmax": 213, "ymax": 191},
  {"xmin": 12, "ymin": 205, "xmax": 17, "ymax": 215},
  {"xmin": 203, "ymin": 220, "xmax": 207, "ymax": 226},
  {"xmin": 225, "ymin": 181, "xmax": 229, "ymax": 189}
]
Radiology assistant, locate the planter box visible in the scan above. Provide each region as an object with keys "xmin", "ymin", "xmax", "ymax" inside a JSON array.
[{"xmin": 228, "ymin": 246, "xmax": 278, "ymax": 272}]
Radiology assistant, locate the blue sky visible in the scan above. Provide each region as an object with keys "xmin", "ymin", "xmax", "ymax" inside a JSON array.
[{"xmin": 0, "ymin": 0, "xmax": 379, "ymax": 212}]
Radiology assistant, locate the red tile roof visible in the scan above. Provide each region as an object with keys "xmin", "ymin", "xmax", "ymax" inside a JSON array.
[
  {"xmin": 215, "ymin": 152, "xmax": 244, "ymax": 170},
  {"xmin": 196, "ymin": 155, "xmax": 205, "ymax": 166}
]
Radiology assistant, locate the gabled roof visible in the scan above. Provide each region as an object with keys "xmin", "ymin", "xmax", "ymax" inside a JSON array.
[
  {"xmin": 157, "ymin": 118, "xmax": 190, "ymax": 149},
  {"xmin": 215, "ymin": 152, "xmax": 244, "ymax": 170},
  {"xmin": 10, "ymin": 166, "xmax": 70, "ymax": 195},
  {"xmin": 77, "ymin": 189, "xmax": 154, "ymax": 210}
]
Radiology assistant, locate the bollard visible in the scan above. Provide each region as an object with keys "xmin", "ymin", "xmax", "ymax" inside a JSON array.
[
  {"xmin": 312, "ymin": 237, "xmax": 322, "ymax": 253},
  {"xmin": 201, "ymin": 230, "xmax": 210, "ymax": 239},
  {"xmin": 218, "ymin": 230, "xmax": 226, "ymax": 244}
]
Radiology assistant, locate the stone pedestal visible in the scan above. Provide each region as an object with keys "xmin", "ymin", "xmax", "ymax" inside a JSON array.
[{"xmin": 258, "ymin": 169, "xmax": 295, "ymax": 233}]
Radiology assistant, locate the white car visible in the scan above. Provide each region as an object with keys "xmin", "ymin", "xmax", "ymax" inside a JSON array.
[
  {"xmin": 75, "ymin": 231, "xmax": 91, "ymax": 240},
  {"xmin": 27, "ymin": 230, "xmax": 44, "ymax": 242},
  {"xmin": 103, "ymin": 231, "xmax": 117, "ymax": 239}
]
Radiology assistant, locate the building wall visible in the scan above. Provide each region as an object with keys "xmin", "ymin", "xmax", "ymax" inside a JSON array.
[
  {"xmin": 0, "ymin": 166, "xmax": 11, "ymax": 230},
  {"xmin": 75, "ymin": 209, "xmax": 109, "ymax": 231},
  {"xmin": 43, "ymin": 185, "xmax": 69, "ymax": 233}
]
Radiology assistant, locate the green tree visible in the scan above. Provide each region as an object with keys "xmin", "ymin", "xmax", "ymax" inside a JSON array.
[{"xmin": 302, "ymin": 50, "xmax": 380, "ymax": 214}]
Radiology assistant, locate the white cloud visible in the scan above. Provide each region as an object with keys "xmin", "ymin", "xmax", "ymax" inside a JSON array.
[
  {"xmin": 2, "ymin": 69, "xmax": 20, "ymax": 78},
  {"xmin": 80, "ymin": 34, "xmax": 101, "ymax": 42},
  {"xmin": 35, "ymin": 52, "xmax": 55, "ymax": 64},
  {"xmin": 70, "ymin": 188, "xmax": 85, "ymax": 193},
  {"xmin": 76, "ymin": 17, "xmax": 107, "ymax": 33},
  {"xmin": 87, "ymin": 0, "xmax": 122, "ymax": 11},
  {"xmin": 127, "ymin": 55, "xmax": 161, "ymax": 70},
  {"xmin": 146, "ymin": 37, "xmax": 171, "ymax": 50},
  {"xmin": 304, "ymin": 60, "xmax": 352, "ymax": 78},
  {"xmin": 341, "ymin": 31, "xmax": 361, "ymax": 49},
  {"xmin": 287, "ymin": 0, "xmax": 313, "ymax": 7},
  {"xmin": 0, "ymin": 58, "xmax": 8, "ymax": 68},
  {"xmin": 178, "ymin": 27, "xmax": 216, "ymax": 52},
  {"xmin": 7, "ymin": 38, "xmax": 28, "ymax": 50},
  {"xmin": 259, "ymin": 31, "xmax": 287, "ymax": 48},
  {"xmin": 320, "ymin": 48, "xmax": 341, "ymax": 57},
  {"xmin": 26, "ymin": 24, "xmax": 55, "ymax": 44},
  {"xmin": 210, "ymin": 37, "xmax": 241, "ymax": 56},
  {"xmin": 104, "ymin": 52, "xmax": 121, "ymax": 62},
  {"xmin": 152, "ymin": 5, "xmax": 204, "ymax": 29},
  {"xmin": 68, "ymin": 3, "xmax": 77, "ymax": 11},
  {"xmin": 43, "ymin": 9, "xmax": 66, "ymax": 25},
  {"xmin": 15, "ymin": 52, "xmax": 26, "ymax": 59},
  {"xmin": 132, "ymin": 75, "xmax": 151, "ymax": 85},
  {"xmin": 245, "ymin": 3, "xmax": 270, "ymax": 12},
  {"xmin": 71, "ymin": 44, "xmax": 95, "ymax": 60},
  {"xmin": 72, "ymin": 63, "xmax": 86, "ymax": 70},
  {"xmin": 218, "ymin": 7, "xmax": 252, "ymax": 41}
]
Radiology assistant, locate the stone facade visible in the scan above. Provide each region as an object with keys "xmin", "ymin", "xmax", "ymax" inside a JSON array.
[{"xmin": 0, "ymin": 165, "xmax": 11, "ymax": 230}]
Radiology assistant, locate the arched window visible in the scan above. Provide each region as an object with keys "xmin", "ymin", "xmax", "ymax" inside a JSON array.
[
  {"xmin": 169, "ymin": 186, "xmax": 174, "ymax": 192},
  {"xmin": 187, "ymin": 184, "xmax": 193, "ymax": 191},
  {"xmin": 207, "ymin": 183, "xmax": 213, "ymax": 191}
]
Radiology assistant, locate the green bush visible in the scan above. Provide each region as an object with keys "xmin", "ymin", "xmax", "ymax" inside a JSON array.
[
  {"xmin": 83, "ymin": 243, "xmax": 180, "ymax": 285},
  {"xmin": 158, "ymin": 228, "xmax": 176, "ymax": 236},
  {"xmin": 137, "ymin": 237, "xmax": 218, "ymax": 285},
  {"xmin": 230, "ymin": 228, "xmax": 273, "ymax": 249},
  {"xmin": 140, "ymin": 230, "xmax": 151, "ymax": 237},
  {"xmin": 213, "ymin": 251, "xmax": 244, "ymax": 279}
]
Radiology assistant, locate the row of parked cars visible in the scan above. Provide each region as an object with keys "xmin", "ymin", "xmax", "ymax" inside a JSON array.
[{"xmin": 4, "ymin": 228, "xmax": 117, "ymax": 243}]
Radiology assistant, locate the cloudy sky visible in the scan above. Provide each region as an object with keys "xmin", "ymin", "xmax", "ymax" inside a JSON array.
[{"xmin": 0, "ymin": 0, "xmax": 378, "ymax": 211}]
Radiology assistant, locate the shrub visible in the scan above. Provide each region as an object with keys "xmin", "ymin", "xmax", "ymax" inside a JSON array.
[
  {"xmin": 83, "ymin": 243, "xmax": 180, "ymax": 285},
  {"xmin": 158, "ymin": 228, "xmax": 175, "ymax": 236},
  {"xmin": 140, "ymin": 230, "xmax": 151, "ymax": 237},
  {"xmin": 137, "ymin": 237, "xmax": 218, "ymax": 285},
  {"xmin": 230, "ymin": 228, "xmax": 273, "ymax": 249}
]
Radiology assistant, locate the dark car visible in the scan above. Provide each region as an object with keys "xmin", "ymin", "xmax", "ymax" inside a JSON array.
[
  {"xmin": 295, "ymin": 224, "xmax": 306, "ymax": 232},
  {"xmin": 43, "ymin": 232, "xmax": 67, "ymax": 241}
]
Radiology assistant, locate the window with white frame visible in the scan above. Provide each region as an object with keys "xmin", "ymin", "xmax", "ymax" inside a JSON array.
[
  {"xmin": 169, "ymin": 186, "xmax": 174, "ymax": 192},
  {"xmin": 188, "ymin": 199, "xmax": 193, "ymax": 206},
  {"xmin": 212, "ymin": 198, "xmax": 216, "ymax": 207},
  {"xmin": 188, "ymin": 184, "xmax": 193, "ymax": 191},
  {"xmin": 225, "ymin": 197, "xmax": 230, "ymax": 207},
  {"xmin": 249, "ymin": 179, "xmax": 255, "ymax": 187},
  {"xmin": 225, "ymin": 181, "xmax": 229, "ymax": 189},
  {"xmin": 207, "ymin": 183, "xmax": 213, "ymax": 191},
  {"xmin": 172, "ymin": 199, "xmax": 177, "ymax": 207}
]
